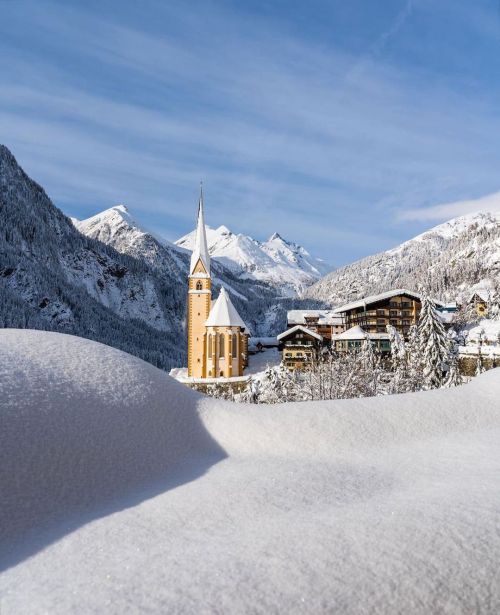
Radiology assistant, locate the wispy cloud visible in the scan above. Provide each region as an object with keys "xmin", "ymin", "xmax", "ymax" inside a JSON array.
[
  {"xmin": 1, "ymin": 0, "xmax": 500, "ymax": 263},
  {"xmin": 398, "ymin": 191, "xmax": 500, "ymax": 222}
]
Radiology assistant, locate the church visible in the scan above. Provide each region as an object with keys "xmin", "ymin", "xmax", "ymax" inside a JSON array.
[{"xmin": 187, "ymin": 189, "xmax": 249, "ymax": 379}]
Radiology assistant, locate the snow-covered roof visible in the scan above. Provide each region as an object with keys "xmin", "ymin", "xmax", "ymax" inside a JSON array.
[
  {"xmin": 189, "ymin": 188, "xmax": 211, "ymax": 276},
  {"xmin": 468, "ymin": 289, "xmax": 490, "ymax": 303},
  {"xmin": 466, "ymin": 320, "xmax": 500, "ymax": 343},
  {"xmin": 334, "ymin": 289, "xmax": 443, "ymax": 313},
  {"xmin": 332, "ymin": 325, "xmax": 390, "ymax": 341},
  {"xmin": 438, "ymin": 311, "xmax": 455, "ymax": 324},
  {"xmin": 205, "ymin": 287, "xmax": 248, "ymax": 330},
  {"xmin": 287, "ymin": 309, "xmax": 343, "ymax": 326},
  {"xmin": 249, "ymin": 337, "xmax": 278, "ymax": 347},
  {"xmin": 277, "ymin": 325, "xmax": 323, "ymax": 342}
]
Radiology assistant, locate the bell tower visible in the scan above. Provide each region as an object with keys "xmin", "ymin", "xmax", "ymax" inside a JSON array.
[{"xmin": 187, "ymin": 185, "xmax": 212, "ymax": 378}]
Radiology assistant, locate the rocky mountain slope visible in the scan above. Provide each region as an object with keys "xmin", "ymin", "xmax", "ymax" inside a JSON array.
[
  {"xmin": 74, "ymin": 205, "xmax": 276, "ymax": 302},
  {"xmin": 0, "ymin": 144, "xmax": 186, "ymax": 369},
  {"xmin": 305, "ymin": 211, "xmax": 500, "ymax": 306},
  {"xmin": 176, "ymin": 223, "xmax": 331, "ymax": 296},
  {"xmin": 74, "ymin": 205, "xmax": 326, "ymax": 336}
]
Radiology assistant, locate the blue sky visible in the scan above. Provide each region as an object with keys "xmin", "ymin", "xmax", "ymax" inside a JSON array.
[{"xmin": 2, "ymin": 0, "xmax": 500, "ymax": 265}]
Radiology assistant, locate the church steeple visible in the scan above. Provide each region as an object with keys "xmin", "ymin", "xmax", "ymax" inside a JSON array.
[
  {"xmin": 189, "ymin": 183, "xmax": 210, "ymax": 277},
  {"xmin": 187, "ymin": 184, "xmax": 212, "ymax": 378}
]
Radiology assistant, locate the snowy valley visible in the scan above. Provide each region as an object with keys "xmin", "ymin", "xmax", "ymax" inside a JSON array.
[{"xmin": 0, "ymin": 145, "xmax": 323, "ymax": 369}]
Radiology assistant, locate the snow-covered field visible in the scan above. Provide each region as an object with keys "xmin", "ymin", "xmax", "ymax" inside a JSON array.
[{"xmin": 1, "ymin": 330, "xmax": 500, "ymax": 614}]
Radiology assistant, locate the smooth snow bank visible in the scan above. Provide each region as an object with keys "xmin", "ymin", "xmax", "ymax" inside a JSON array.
[
  {"xmin": 0, "ymin": 330, "xmax": 224, "ymax": 567},
  {"xmin": 1, "ymin": 330, "xmax": 500, "ymax": 614}
]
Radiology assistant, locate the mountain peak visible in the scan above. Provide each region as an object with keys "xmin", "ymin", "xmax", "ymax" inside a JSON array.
[
  {"xmin": 268, "ymin": 232, "xmax": 283, "ymax": 242},
  {"xmin": 175, "ymin": 221, "xmax": 332, "ymax": 295}
]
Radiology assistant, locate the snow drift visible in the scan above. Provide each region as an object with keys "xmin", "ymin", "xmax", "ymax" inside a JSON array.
[
  {"xmin": 0, "ymin": 330, "xmax": 225, "ymax": 568},
  {"xmin": 1, "ymin": 330, "xmax": 500, "ymax": 614}
]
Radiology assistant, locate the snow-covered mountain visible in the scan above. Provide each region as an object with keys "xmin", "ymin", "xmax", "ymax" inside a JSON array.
[
  {"xmin": 73, "ymin": 205, "xmax": 187, "ymax": 276},
  {"xmin": 73, "ymin": 205, "xmax": 291, "ymax": 328},
  {"xmin": 175, "ymin": 224, "xmax": 331, "ymax": 296},
  {"xmin": 305, "ymin": 211, "xmax": 500, "ymax": 306},
  {"xmin": 0, "ymin": 141, "xmax": 322, "ymax": 369},
  {"xmin": 74, "ymin": 205, "xmax": 328, "ymax": 336},
  {"xmin": 0, "ymin": 144, "xmax": 187, "ymax": 369}
]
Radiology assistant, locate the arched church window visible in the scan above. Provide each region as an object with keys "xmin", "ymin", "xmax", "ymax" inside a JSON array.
[
  {"xmin": 232, "ymin": 333, "xmax": 237, "ymax": 358},
  {"xmin": 196, "ymin": 281, "xmax": 203, "ymax": 291},
  {"xmin": 208, "ymin": 334, "xmax": 212, "ymax": 358},
  {"xmin": 219, "ymin": 333, "xmax": 225, "ymax": 357}
]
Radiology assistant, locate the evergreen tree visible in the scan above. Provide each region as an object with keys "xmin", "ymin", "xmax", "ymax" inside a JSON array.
[
  {"xmin": 405, "ymin": 324, "xmax": 423, "ymax": 392},
  {"xmin": 418, "ymin": 293, "xmax": 450, "ymax": 389},
  {"xmin": 443, "ymin": 336, "xmax": 463, "ymax": 388}
]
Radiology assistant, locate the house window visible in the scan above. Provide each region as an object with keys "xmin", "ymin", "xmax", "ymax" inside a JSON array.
[{"xmin": 196, "ymin": 281, "xmax": 203, "ymax": 290}]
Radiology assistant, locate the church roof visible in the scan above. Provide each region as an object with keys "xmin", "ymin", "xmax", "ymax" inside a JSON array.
[
  {"xmin": 189, "ymin": 186, "xmax": 211, "ymax": 276},
  {"xmin": 205, "ymin": 287, "xmax": 248, "ymax": 330}
]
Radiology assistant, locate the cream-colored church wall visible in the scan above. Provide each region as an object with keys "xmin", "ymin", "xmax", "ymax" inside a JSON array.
[
  {"xmin": 187, "ymin": 260, "xmax": 211, "ymax": 378},
  {"xmin": 205, "ymin": 326, "xmax": 246, "ymax": 378}
]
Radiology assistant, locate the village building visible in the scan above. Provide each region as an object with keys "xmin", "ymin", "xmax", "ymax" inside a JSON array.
[
  {"xmin": 187, "ymin": 189, "xmax": 249, "ymax": 379},
  {"xmin": 248, "ymin": 337, "xmax": 279, "ymax": 355},
  {"xmin": 331, "ymin": 325, "xmax": 391, "ymax": 354},
  {"xmin": 286, "ymin": 309, "xmax": 345, "ymax": 340},
  {"xmin": 467, "ymin": 290, "xmax": 490, "ymax": 318},
  {"xmin": 277, "ymin": 325, "xmax": 323, "ymax": 370},
  {"xmin": 334, "ymin": 289, "xmax": 428, "ymax": 338}
]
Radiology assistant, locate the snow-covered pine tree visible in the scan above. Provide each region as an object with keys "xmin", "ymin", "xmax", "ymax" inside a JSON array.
[
  {"xmin": 418, "ymin": 292, "xmax": 450, "ymax": 389},
  {"xmin": 358, "ymin": 339, "xmax": 382, "ymax": 396},
  {"xmin": 489, "ymin": 284, "xmax": 500, "ymax": 321},
  {"xmin": 386, "ymin": 324, "xmax": 408, "ymax": 393},
  {"xmin": 405, "ymin": 324, "xmax": 423, "ymax": 392},
  {"xmin": 443, "ymin": 334, "xmax": 463, "ymax": 388}
]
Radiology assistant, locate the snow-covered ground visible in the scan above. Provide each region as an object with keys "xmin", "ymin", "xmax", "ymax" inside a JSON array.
[
  {"xmin": 2, "ymin": 329, "xmax": 500, "ymax": 613},
  {"xmin": 170, "ymin": 347, "xmax": 280, "ymax": 383},
  {"xmin": 246, "ymin": 347, "xmax": 281, "ymax": 375},
  {"xmin": 459, "ymin": 318, "xmax": 500, "ymax": 357}
]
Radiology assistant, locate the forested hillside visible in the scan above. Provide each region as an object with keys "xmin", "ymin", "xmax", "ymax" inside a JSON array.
[{"xmin": 305, "ymin": 212, "xmax": 500, "ymax": 306}]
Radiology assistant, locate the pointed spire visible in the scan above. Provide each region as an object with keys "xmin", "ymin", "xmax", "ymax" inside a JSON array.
[{"xmin": 190, "ymin": 182, "xmax": 211, "ymax": 276}]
